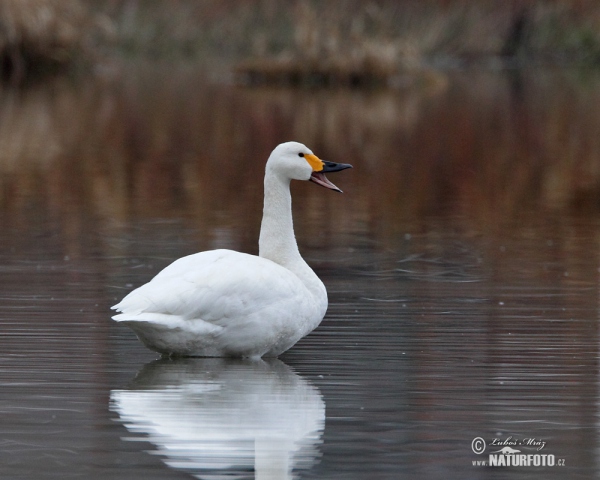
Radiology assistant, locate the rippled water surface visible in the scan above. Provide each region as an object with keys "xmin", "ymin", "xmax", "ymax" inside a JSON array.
[{"xmin": 2, "ymin": 64, "xmax": 600, "ymax": 479}]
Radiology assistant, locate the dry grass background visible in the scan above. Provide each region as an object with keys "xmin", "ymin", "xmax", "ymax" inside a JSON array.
[
  {"xmin": 0, "ymin": 0, "xmax": 112, "ymax": 80},
  {"xmin": 3, "ymin": 0, "xmax": 600, "ymax": 82}
]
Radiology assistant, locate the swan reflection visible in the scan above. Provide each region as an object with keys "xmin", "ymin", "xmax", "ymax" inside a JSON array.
[{"xmin": 110, "ymin": 358, "xmax": 325, "ymax": 479}]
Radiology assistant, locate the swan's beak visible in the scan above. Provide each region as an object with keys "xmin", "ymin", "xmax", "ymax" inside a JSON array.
[{"xmin": 309, "ymin": 160, "xmax": 353, "ymax": 193}]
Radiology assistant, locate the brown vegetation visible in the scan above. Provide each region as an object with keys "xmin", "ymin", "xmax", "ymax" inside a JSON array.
[
  {"xmin": 3, "ymin": 1, "xmax": 600, "ymax": 83},
  {"xmin": 232, "ymin": 0, "xmax": 600, "ymax": 86},
  {"xmin": 0, "ymin": 0, "xmax": 110, "ymax": 81}
]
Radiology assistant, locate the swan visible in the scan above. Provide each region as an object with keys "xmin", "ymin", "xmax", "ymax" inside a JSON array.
[{"xmin": 111, "ymin": 141, "xmax": 351, "ymax": 358}]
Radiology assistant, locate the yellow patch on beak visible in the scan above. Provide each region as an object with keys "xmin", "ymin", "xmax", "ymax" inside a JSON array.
[{"xmin": 304, "ymin": 154, "xmax": 324, "ymax": 172}]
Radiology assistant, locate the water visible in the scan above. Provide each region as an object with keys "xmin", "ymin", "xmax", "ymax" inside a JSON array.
[{"xmin": 1, "ymin": 63, "xmax": 600, "ymax": 478}]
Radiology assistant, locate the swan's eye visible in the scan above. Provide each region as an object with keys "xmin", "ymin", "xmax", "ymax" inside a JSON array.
[{"xmin": 298, "ymin": 153, "xmax": 304, "ymax": 157}]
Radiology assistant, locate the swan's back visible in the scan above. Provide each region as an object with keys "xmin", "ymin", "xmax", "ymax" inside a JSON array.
[{"xmin": 112, "ymin": 250, "xmax": 326, "ymax": 357}]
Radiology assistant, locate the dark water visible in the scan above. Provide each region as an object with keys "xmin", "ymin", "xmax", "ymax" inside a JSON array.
[{"xmin": 2, "ymin": 63, "xmax": 600, "ymax": 479}]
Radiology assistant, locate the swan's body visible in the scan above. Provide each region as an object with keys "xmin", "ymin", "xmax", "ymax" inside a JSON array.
[
  {"xmin": 112, "ymin": 249, "xmax": 325, "ymax": 357},
  {"xmin": 112, "ymin": 142, "xmax": 351, "ymax": 358}
]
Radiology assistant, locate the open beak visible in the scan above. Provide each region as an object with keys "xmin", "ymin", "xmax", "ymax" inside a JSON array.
[{"xmin": 310, "ymin": 160, "xmax": 353, "ymax": 193}]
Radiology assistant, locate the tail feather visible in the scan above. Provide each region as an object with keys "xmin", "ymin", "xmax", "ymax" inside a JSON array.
[{"xmin": 111, "ymin": 312, "xmax": 223, "ymax": 336}]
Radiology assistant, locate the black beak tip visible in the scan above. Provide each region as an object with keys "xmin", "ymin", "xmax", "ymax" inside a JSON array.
[{"xmin": 322, "ymin": 161, "xmax": 353, "ymax": 173}]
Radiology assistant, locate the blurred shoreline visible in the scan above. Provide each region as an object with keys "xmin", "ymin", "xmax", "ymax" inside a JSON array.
[{"xmin": 2, "ymin": 1, "xmax": 600, "ymax": 83}]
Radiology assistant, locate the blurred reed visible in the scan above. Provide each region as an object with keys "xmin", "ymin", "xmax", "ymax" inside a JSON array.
[
  {"xmin": 234, "ymin": 0, "xmax": 600, "ymax": 86},
  {"xmin": 4, "ymin": 1, "xmax": 600, "ymax": 83},
  {"xmin": 89, "ymin": 0, "xmax": 600, "ymax": 86},
  {"xmin": 0, "ymin": 0, "xmax": 113, "ymax": 81}
]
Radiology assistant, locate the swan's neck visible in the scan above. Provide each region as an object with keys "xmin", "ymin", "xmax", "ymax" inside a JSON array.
[
  {"xmin": 259, "ymin": 172, "xmax": 299, "ymax": 266},
  {"xmin": 258, "ymin": 172, "xmax": 324, "ymax": 298}
]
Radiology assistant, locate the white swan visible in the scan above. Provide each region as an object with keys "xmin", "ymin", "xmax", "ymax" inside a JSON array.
[{"xmin": 111, "ymin": 141, "xmax": 351, "ymax": 358}]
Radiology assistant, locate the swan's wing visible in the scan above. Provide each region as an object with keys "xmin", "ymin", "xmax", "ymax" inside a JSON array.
[{"xmin": 111, "ymin": 250, "xmax": 306, "ymax": 325}]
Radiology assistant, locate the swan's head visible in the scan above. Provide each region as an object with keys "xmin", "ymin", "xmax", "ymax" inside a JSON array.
[{"xmin": 266, "ymin": 141, "xmax": 352, "ymax": 193}]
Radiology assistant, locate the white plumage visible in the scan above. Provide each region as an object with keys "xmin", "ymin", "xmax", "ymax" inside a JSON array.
[{"xmin": 112, "ymin": 141, "xmax": 351, "ymax": 358}]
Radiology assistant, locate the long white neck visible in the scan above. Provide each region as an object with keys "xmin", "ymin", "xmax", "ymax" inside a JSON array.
[
  {"xmin": 258, "ymin": 170, "xmax": 325, "ymax": 300},
  {"xmin": 259, "ymin": 171, "xmax": 299, "ymax": 265}
]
